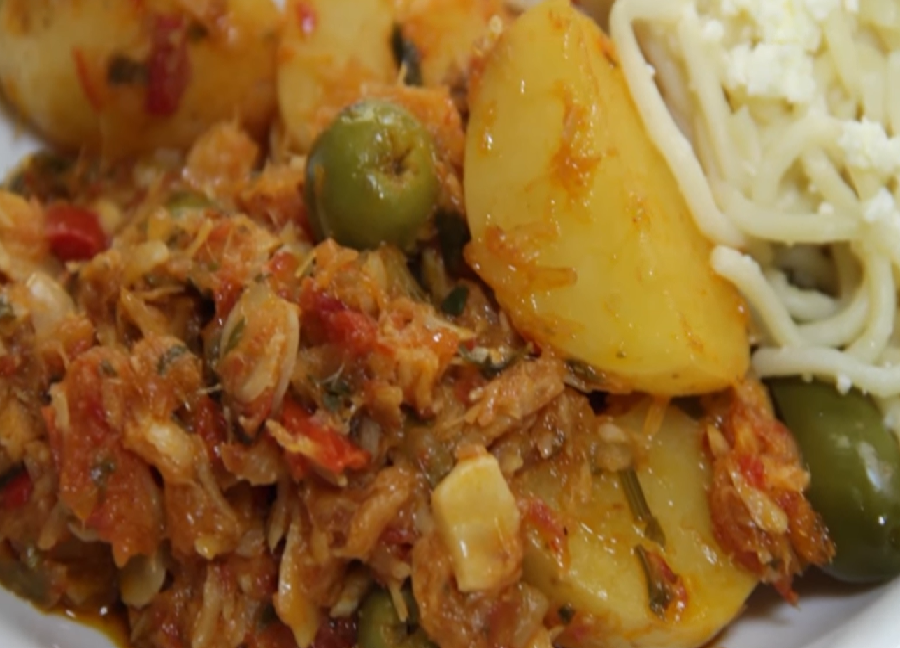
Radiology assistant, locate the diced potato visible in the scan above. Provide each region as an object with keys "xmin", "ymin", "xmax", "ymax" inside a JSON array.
[
  {"xmin": 432, "ymin": 452, "xmax": 522, "ymax": 592},
  {"xmin": 277, "ymin": 0, "xmax": 397, "ymax": 153},
  {"xmin": 464, "ymin": 0, "xmax": 749, "ymax": 396},
  {"xmin": 0, "ymin": 0, "xmax": 280, "ymax": 158},
  {"xmin": 514, "ymin": 403, "xmax": 758, "ymax": 648}
]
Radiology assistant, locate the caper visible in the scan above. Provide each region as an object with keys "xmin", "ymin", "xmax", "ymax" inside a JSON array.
[
  {"xmin": 358, "ymin": 586, "xmax": 435, "ymax": 648},
  {"xmin": 768, "ymin": 377, "xmax": 900, "ymax": 583},
  {"xmin": 304, "ymin": 99, "xmax": 439, "ymax": 251}
]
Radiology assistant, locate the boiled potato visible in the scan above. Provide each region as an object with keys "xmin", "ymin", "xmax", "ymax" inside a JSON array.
[
  {"xmin": 515, "ymin": 403, "xmax": 758, "ymax": 648},
  {"xmin": 277, "ymin": 0, "xmax": 397, "ymax": 153},
  {"xmin": 464, "ymin": 0, "xmax": 748, "ymax": 396},
  {"xmin": 276, "ymin": 0, "xmax": 511, "ymax": 155},
  {"xmin": 396, "ymin": 0, "xmax": 510, "ymax": 87},
  {"xmin": 0, "ymin": 0, "xmax": 279, "ymax": 158}
]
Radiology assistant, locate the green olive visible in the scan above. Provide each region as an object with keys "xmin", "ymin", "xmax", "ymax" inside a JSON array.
[
  {"xmin": 358, "ymin": 587, "xmax": 435, "ymax": 648},
  {"xmin": 768, "ymin": 377, "xmax": 900, "ymax": 583},
  {"xmin": 304, "ymin": 99, "xmax": 439, "ymax": 251}
]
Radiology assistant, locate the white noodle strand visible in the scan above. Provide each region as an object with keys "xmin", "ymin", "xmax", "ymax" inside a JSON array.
[{"xmin": 610, "ymin": 0, "xmax": 900, "ymax": 434}]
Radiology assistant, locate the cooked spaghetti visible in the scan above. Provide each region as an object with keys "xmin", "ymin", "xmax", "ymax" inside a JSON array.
[{"xmin": 611, "ymin": 0, "xmax": 900, "ymax": 432}]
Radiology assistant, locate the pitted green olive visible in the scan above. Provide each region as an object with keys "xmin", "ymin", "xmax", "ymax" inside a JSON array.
[
  {"xmin": 768, "ymin": 377, "xmax": 900, "ymax": 583},
  {"xmin": 304, "ymin": 99, "xmax": 439, "ymax": 251},
  {"xmin": 358, "ymin": 587, "xmax": 434, "ymax": 648}
]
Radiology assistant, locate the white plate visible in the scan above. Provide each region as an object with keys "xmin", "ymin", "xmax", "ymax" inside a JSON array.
[{"xmin": 1, "ymin": 93, "xmax": 899, "ymax": 648}]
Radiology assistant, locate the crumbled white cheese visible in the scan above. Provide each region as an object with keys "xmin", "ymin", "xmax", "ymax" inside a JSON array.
[
  {"xmin": 862, "ymin": 188, "xmax": 897, "ymax": 223},
  {"xmin": 838, "ymin": 119, "xmax": 900, "ymax": 173},
  {"xmin": 700, "ymin": 18, "xmax": 725, "ymax": 42},
  {"xmin": 705, "ymin": 0, "xmax": 864, "ymax": 103},
  {"xmin": 725, "ymin": 43, "xmax": 816, "ymax": 103},
  {"xmin": 713, "ymin": 0, "xmax": 841, "ymax": 48},
  {"xmin": 802, "ymin": 0, "xmax": 843, "ymax": 22}
]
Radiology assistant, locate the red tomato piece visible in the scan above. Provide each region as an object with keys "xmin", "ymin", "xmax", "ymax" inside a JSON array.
[
  {"xmin": 0, "ymin": 470, "xmax": 33, "ymax": 510},
  {"xmin": 279, "ymin": 398, "xmax": 369, "ymax": 474},
  {"xmin": 146, "ymin": 15, "xmax": 191, "ymax": 117},
  {"xmin": 738, "ymin": 453, "xmax": 766, "ymax": 490},
  {"xmin": 311, "ymin": 617, "xmax": 357, "ymax": 648},
  {"xmin": 295, "ymin": 2, "xmax": 318, "ymax": 35},
  {"xmin": 44, "ymin": 204, "xmax": 108, "ymax": 262},
  {"xmin": 298, "ymin": 283, "xmax": 378, "ymax": 355}
]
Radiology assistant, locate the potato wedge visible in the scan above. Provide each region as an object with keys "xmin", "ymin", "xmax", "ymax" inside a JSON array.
[
  {"xmin": 0, "ymin": 0, "xmax": 280, "ymax": 158},
  {"xmin": 277, "ymin": 0, "xmax": 397, "ymax": 153},
  {"xmin": 515, "ymin": 402, "xmax": 758, "ymax": 648},
  {"xmin": 464, "ymin": 0, "xmax": 748, "ymax": 395}
]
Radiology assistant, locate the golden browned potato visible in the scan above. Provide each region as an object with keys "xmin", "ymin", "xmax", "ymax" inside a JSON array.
[
  {"xmin": 515, "ymin": 402, "xmax": 758, "ymax": 648},
  {"xmin": 464, "ymin": 0, "xmax": 749, "ymax": 396},
  {"xmin": 276, "ymin": 0, "xmax": 397, "ymax": 154},
  {"xmin": 0, "ymin": 0, "xmax": 280, "ymax": 158}
]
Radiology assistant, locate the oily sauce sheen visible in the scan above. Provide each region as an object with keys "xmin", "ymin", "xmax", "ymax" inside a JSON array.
[{"xmin": 52, "ymin": 604, "xmax": 130, "ymax": 647}]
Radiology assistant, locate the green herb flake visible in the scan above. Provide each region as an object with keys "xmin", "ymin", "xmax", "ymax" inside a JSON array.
[
  {"xmin": 90, "ymin": 457, "xmax": 118, "ymax": 500},
  {"xmin": 98, "ymin": 360, "xmax": 118, "ymax": 377},
  {"xmin": 5, "ymin": 152, "xmax": 74, "ymax": 199},
  {"xmin": 166, "ymin": 191, "xmax": 214, "ymax": 217},
  {"xmin": 440, "ymin": 285, "xmax": 469, "ymax": 317},
  {"xmin": 256, "ymin": 602, "xmax": 278, "ymax": 631},
  {"xmin": 0, "ymin": 295, "xmax": 15, "ymax": 322},
  {"xmin": 0, "ymin": 464, "xmax": 26, "ymax": 491},
  {"xmin": 566, "ymin": 359, "xmax": 603, "ymax": 383},
  {"xmin": 157, "ymin": 345, "xmax": 189, "ymax": 375},
  {"xmin": 619, "ymin": 468, "xmax": 666, "ymax": 547},
  {"xmin": 558, "ymin": 604, "xmax": 576, "ymax": 625},
  {"xmin": 107, "ymin": 55, "xmax": 148, "ymax": 85},
  {"xmin": 322, "ymin": 390, "xmax": 344, "ymax": 413},
  {"xmin": 457, "ymin": 342, "xmax": 532, "ymax": 379},
  {"xmin": 436, "ymin": 211, "xmax": 470, "ymax": 276},
  {"xmin": 187, "ymin": 22, "xmax": 209, "ymax": 42},
  {"xmin": 391, "ymin": 23, "xmax": 423, "ymax": 87},
  {"xmin": 316, "ymin": 370, "xmax": 352, "ymax": 413},
  {"xmin": 222, "ymin": 318, "xmax": 247, "ymax": 357},
  {"xmin": 634, "ymin": 545, "xmax": 679, "ymax": 619}
]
